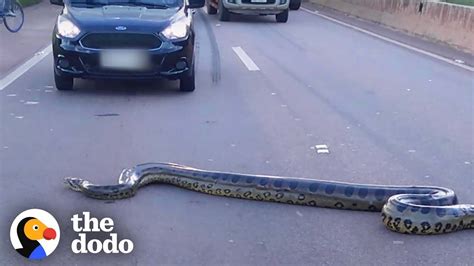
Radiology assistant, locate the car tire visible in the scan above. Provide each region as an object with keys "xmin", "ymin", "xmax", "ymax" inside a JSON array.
[
  {"xmin": 180, "ymin": 65, "xmax": 195, "ymax": 92},
  {"xmin": 218, "ymin": 0, "xmax": 230, "ymax": 21},
  {"xmin": 54, "ymin": 72, "xmax": 74, "ymax": 91},
  {"xmin": 289, "ymin": 0, "xmax": 301, "ymax": 10},
  {"xmin": 276, "ymin": 9, "xmax": 289, "ymax": 23},
  {"xmin": 207, "ymin": 0, "xmax": 217, "ymax": 14}
]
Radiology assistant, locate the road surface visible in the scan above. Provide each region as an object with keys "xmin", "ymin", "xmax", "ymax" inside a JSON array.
[{"xmin": 1, "ymin": 4, "xmax": 473, "ymax": 266}]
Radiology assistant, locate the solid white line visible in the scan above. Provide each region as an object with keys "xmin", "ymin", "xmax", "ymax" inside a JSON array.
[
  {"xmin": 301, "ymin": 7, "xmax": 473, "ymax": 72},
  {"xmin": 232, "ymin": 46, "xmax": 260, "ymax": 71},
  {"xmin": 0, "ymin": 45, "xmax": 53, "ymax": 91}
]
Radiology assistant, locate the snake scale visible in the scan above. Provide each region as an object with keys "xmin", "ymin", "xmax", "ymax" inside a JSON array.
[{"xmin": 64, "ymin": 162, "xmax": 473, "ymax": 235}]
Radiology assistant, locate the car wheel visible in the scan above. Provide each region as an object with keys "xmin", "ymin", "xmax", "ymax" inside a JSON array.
[
  {"xmin": 54, "ymin": 72, "xmax": 74, "ymax": 91},
  {"xmin": 289, "ymin": 0, "xmax": 301, "ymax": 10},
  {"xmin": 207, "ymin": 0, "xmax": 217, "ymax": 14},
  {"xmin": 218, "ymin": 0, "xmax": 230, "ymax": 21},
  {"xmin": 180, "ymin": 66, "xmax": 195, "ymax": 92},
  {"xmin": 276, "ymin": 9, "xmax": 289, "ymax": 23}
]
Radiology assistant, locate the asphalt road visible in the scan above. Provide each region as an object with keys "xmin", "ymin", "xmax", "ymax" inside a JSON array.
[{"xmin": 1, "ymin": 5, "xmax": 473, "ymax": 266}]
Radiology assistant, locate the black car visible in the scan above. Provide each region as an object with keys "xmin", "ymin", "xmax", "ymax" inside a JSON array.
[{"xmin": 50, "ymin": 0, "xmax": 204, "ymax": 92}]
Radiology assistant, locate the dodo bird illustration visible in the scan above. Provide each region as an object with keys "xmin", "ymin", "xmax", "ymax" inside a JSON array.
[{"xmin": 16, "ymin": 217, "xmax": 56, "ymax": 260}]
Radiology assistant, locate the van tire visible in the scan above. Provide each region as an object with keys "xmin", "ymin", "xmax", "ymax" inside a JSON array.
[
  {"xmin": 289, "ymin": 0, "xmax": 301, "ymax": 10},
  {"xmin": 276, "ymin": 9, "xmax": 289, "ymax": 23},
  {"xmin": 218, "ymin": 0, "xmax": 231, "ymax": 21}
]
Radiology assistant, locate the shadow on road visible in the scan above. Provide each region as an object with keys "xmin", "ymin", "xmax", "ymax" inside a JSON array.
[{"xmin": 64, "ymin": 79, "xmax": 187, "ymax": 97}]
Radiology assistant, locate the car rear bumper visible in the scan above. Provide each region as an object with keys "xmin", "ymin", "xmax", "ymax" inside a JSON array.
[
  {"xmin": 224, "ymin": 0, "xmax": 289, "ymax": 15},
  {"xmin": 53, "ymin": 33, "xmax": 194, "ymax": 80}
]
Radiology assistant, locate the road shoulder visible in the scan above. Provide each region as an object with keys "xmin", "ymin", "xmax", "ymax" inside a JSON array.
[{"xmin": 302, "ymin": 1, "xmax": 473, "ymax": 68}]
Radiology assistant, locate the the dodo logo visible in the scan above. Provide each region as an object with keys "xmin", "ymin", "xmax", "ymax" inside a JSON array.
[{"xmin": 10, "ymin": 209, "xmax": 60, "ymax": 260}]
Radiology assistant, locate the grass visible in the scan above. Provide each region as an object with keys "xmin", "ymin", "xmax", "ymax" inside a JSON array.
[
  {"xmin": 17, "ymin": 0, "xmax": 42, "ymax": 7},
  {"xmin": 444, "ymin": 0, "xmax": 474, "ymax": 6}
]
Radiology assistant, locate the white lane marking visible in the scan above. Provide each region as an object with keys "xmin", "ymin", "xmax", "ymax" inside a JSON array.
[
  {"xmin": 232, "ymin": 46, "xmax": 260, "ymax": 71},
  {"xmin": 25, "ymin": 101, "xmax": 39, "ymax": 105},
  {"xmin": 0, "ymin": 45, "xmax": 53, "ymax": 91},
  {"xmin": 314, "ymin": 144, "xmax": 330, "ymax": 154},
  {"xmin": 301, "ymin": 8, "xmax": 473, "ymax": 72}
]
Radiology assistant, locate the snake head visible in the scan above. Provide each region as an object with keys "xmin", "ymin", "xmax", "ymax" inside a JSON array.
[{"xmin": 64, "ymin": 177, "xmax": 86, "ymax": 192}]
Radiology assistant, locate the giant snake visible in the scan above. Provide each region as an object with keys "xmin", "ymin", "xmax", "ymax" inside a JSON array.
[{"xmin": 64, "ymin": 162, "xmax": 473, "ymax": 235}]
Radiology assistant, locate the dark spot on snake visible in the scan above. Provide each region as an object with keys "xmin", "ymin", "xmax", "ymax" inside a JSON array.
[
  {"xmin": 335, "ymin": 202, "xmax": 344, "ymax": 209},
  {"xmin": 298, "ymin": 194, "xmax": 305, "ymax": 201},
  {"xmin": 358, "ymin": 188, "xmax": 368, "ymax": 198},
  {"xmin": 207, "ymin": 184, "xmax": 214, "ymax": 189},
  {"xmin": 420, "ymin": 207, "xmax": 430, "ymax": 214},
  {"xmin": 420, "ymin": 222, "xmax": 431, "ymax": 233},
  {"xmin": 352, "ymin": 203, "xmax": 357, "ymax": 207},
  {"xmin": 243, "ymin": 191, "xmax": 252, "ymax": 197},
  {"xmin": 215, "ymin": 188, "xmax": 222, "ymax": 194},
  {"xmin": 231, "ymin": 176, "xmax": 240, "ymax": 183},
  {"xmin": 386, "ymin": 216, "xmax": 393, "ymax": 228},
  {"xmin": 410, "ymin": 226, "xmax": 419, "ymax": 234},
  {"xmin": 263, "ymin": 192, "xmax": 271, "ymax": 198},
  {"xmin": 309, "ymin": 183, "xmax": 319, "ymax": 192},
  {"xmin": 396, "ymin": 204, "xmax": 408, "ymax": 213},
  {"xmin": 368, "ymin": 205, "xmax": 377, "ymax": 211},
  {"xmin": 392, "ymin": 218, "xmax": 402, "ymax": 231},
  {"xmin": 235, "ymin": 194, "xmax": 242, "ymax": 198},
  {"xmin": 212, "ymin": 175, "xmax": 218, "ymax": 180},
  {"xmin": 289, "ymin": 181, "xmax": 298, "ymax": 190},
  {"xmin": 275, "ymin": 193, "xmax": 284, "ymax": 199},
  {"xmin": 410, "ymin": 205, "xmax": 420, "ymax": 212},
  {"xmin": 222, "ymin": 174, "xmax": 229, "ymax": 181},
  {"xmin": 374, "ymin": 189, "xmax": 385, "ymax": 201},
  {"xmin": 207, "ymin": 190, "xmax": 213, "ymax": 194},
  {"xmin": 259, "ymin": 178, "xmax": 269, "ymax": 186},
  {"xmin": 273, "ymin": 180, "xmax": 283, "ymax": 188},
  {"xmin": 286, "ymin": 200, "xmax": 294, "ymax": 204},
  {"xmin": 344, "ymin": 186, "xmax": 354, "ymax": 197},
  {"xmin": 246, "ymin": 177, "xmax": 255, "ymax": 183},
  {"xmin": 224, "ymin": 189, "xmax": 231, "ymax": 194},
  {"xmin": 325, "ymin": 185, "xmax": 336, "ymax": 194},
  {"xmin": 443, "ymin": 223, "xmax": 451, "ymax": 233},
  {"xmin": 451, "ymin": 224, "xmax": 458, "ymax": 232},
  {"xmin": 193, "ymin": 182, "xmax": 199, "ymax": 188},
  {"xmin": 403, "ymin": 219, "xmax": 412, "ymax": 229},
  {"xmin": 308, "ymin": 200, "xmax": 317, "ymax": 206},
  {"xmin": 434, "ymin": 222, "xmax": 443, "ymax": 232}
]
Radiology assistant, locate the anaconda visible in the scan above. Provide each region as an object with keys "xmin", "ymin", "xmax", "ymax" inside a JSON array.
[{"xmin": 64, "ymin": 162, "xmax": 473, "ymax": 235}]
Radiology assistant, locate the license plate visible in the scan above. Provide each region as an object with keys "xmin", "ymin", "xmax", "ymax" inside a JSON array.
[
  {"xmin": 100, "ymin": 49, "xmax": 150, "ymax": 71},
  {"xmin": 251, "ymin": 0, "xmax": 267, "ymax": 3}
]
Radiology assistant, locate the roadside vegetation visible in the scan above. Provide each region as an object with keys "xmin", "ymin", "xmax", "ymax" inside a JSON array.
[
  {"xmin": 444, "ymin": 0, "xmax": 474, "ymax": 6},
  {"xmin": 18, "ymin": 0, "xmax": 41, "ymax": 7}
]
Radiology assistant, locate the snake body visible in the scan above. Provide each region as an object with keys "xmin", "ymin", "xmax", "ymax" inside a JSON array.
[{"xmin": 64, "ymin": 162, "xmax": 473, "ymax": 235}]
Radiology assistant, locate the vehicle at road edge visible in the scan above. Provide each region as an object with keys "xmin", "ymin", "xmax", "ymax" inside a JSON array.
[
  {"xmin": 206, "ymin": 0, "xmax": 290, "ymax": 23},
  {"xmin": 50, "ymin": 0, "xmax": 205, "ymax": 92}
]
